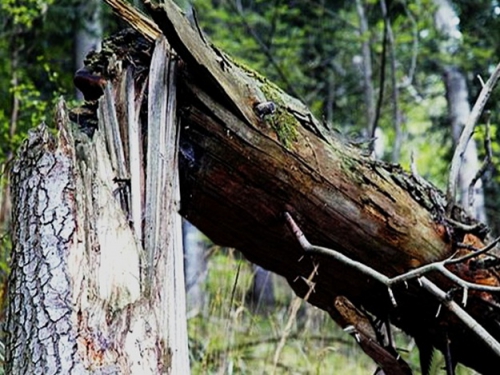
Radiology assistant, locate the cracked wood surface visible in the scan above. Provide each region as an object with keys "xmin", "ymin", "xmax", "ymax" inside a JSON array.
[{"xmin": 8, "ymin": 39, "xmax": 189, "ymax": 374}]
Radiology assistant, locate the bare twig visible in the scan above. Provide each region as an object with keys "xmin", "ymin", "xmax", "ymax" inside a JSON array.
[
  {"xmin": 272, "ymin": 263, "xmax": 319, "ymax": 374},
  {"xmin": 284, "ymin": 213, "xmax": 500, "ymax": 299},
  {"xmin": 284, "ymin": 212, "xmax": 500, "ymax": 361},
  {"xmin": 447, "ymin": 62, "xmax": 500, "ymax": 213},
  {"xmin": 444, "ymin": 217, "xmax": 486, "ymax": 233},
  {"xmin": 284, "ymin": 212, "xmax": 398, "ymax": 303},
  {"xmin": 418, "ymin": 277, "xmax": 500, "ymax": 358},
  {"xmin": 468, "ymin": 112, "xmax": 493, "ymax": 210},
  {"xmin": 448, "ymin": 236, "xmax": 500, "ymax": 265}
]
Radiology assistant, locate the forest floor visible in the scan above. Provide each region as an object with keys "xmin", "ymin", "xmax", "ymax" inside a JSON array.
[{"xmin": 186, "ymin": 248, "xmax": 478, "ymax": 374}]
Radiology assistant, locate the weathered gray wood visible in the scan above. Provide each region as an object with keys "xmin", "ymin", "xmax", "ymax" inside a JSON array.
[
  {"xmin": 8, "ymin": 37, "xmax": 189, "ymax": 372},
  {"xmin": 144, "ymin": 36, "xmax": 189, "ymax": 373},
  {"xmin": 124, "ymin": 67, "xmax": 143, "ymax": 239}
]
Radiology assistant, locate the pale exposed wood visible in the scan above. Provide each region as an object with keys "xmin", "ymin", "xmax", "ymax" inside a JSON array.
[
  {"xmin": 8, "ymin": 38, "xmax": 190, "ymax": 372},
  {"xmin": 124, "ymin": 67, "xmax": 143, "ymax": 239},
  {"xmin": 103, "ymin": 0, "xmax": 160, "ymax": 41},
  {"xmin": 144, "ymin": 36, "xmax": 190, "ymax": 373},
  {"xmin": 99, "ymin": 84, "xmax": 128, "ymax": 180}
]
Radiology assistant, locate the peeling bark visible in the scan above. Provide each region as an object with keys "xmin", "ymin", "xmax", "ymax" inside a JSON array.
[{"xmin": 8, "ymin": 37, "xmax": 189, "ymax": 374}]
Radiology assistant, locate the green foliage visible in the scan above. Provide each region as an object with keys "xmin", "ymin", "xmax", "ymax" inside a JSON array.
[
  {"xmin": 0, "ymin": 0, "xmax": 75, "ymax": 162},
  {"xmin": 192, "ymin": 0, "xmax": 500, "ymax": 218},
  {"xmin": 190, "ymin": 249, "xmax": 479, "ymax": 374},
  {"xmin": 1, "ymin": 0, "xmax": 54, "ymax": 28},
  {"xmin": 188, "ymin": 250, "xmax": 379, "ymax": 374}
]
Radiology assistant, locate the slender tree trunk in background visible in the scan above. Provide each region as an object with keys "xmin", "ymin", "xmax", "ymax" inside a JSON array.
[
  {"xmin": 355, "ymin": 0, "xmax": 376, "ymax": 137},
  {"xmin": 7, "ymin": 37, "xmax": 190, "ymax": 374},
  {"xmin": 75, "ymin": 0, "xmax": 102, "ymax": 100},
  {"xmin": 325, "ymin": 70, "xmax": 335, "ymax": 126},
  {"xmin": 443, "ymin": 67, "xmax": 486, "ymax": 222},
  {"xmin": 183, "ymin": 219, "xmax": 208, "ymax": 316},
  {"xmin": 433, "ymin": 0, "xmax": 486, "ymax": 222},
  {"xmin": 380, "ymin": 0, "xmax": 403, "ymax": 163}
]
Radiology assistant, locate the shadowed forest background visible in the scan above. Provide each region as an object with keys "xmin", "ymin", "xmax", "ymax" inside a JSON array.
[{"xmin": 2, "ymin": 0, "xmax": 500, "ymax": 373}]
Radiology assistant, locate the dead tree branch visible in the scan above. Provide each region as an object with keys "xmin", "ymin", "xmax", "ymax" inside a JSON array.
[
  {"xmin": 62, "ymin": 0, "xmax": 500, "ymax": 372},
  {"xmin": 447, "ymin": 63, "xmax": 500, "ymax": 213},
  {"xmin": 284, "ymin": 212, "xmax": 500, "ymax": 360}
]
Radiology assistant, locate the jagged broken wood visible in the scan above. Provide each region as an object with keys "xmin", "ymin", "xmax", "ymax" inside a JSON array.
[
  {"xmin": 7, "ymin": 37, "xmax": 189, "ymax": 374},
  {"xmin": 75, "ymin": 0, "xmax": 500, "ymax": 373}
]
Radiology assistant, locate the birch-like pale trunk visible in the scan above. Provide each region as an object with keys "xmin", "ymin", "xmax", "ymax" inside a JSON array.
[
  {"xmin": 7, "ymin": 36, "xmax": 189, "ymax": 374},
  {"xmin": 183, "ymin": 220, "xmax": 208, "ymax": 317},
  {"xmin": 434, "ymin": 0, "xmax": 486, "ymax": 222},
  {"xmin": 355, "ymin": 0, "xmax": 376, "ymax": 137}
]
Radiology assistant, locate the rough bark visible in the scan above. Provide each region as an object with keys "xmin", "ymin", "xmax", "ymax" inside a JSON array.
[{"xmin": 7, "ymin": 36, "xmax": 189, "ymax": 374}]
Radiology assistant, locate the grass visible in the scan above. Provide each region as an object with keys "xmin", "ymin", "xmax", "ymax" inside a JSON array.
[
  {"xmin": 187, "ymin": 248, "xmax": 479, "ymax": 374},
  {"xmin": 188, "ymin": 249, "xmax": 387, "ymax": 374}
]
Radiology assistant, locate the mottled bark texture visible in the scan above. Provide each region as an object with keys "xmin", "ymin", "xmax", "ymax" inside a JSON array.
[
  {"xmin": 7, "ymin": 36, "xmax": 189, "ymax": 374},
  {"xmin": 8, "ymin": 119, "xmax": 85, "ymax": 375}
]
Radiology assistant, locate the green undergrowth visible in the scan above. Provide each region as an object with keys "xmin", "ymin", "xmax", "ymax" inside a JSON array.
[
  {"xmin": 187, "ymin": 249, "xmax": 478, "ymax": 374},
  {"xmin": 187, "ymin": 249, "xmax": 373, "ymax": 374},
  {"xmin": 187, "ymin": 249, "xmax": 477, "ymax": 374}
]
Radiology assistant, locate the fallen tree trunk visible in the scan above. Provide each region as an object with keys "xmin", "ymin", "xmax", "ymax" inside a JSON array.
[{"xmin": 54, "ymin": 0, "xmax": 500, "ymax": 372}]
